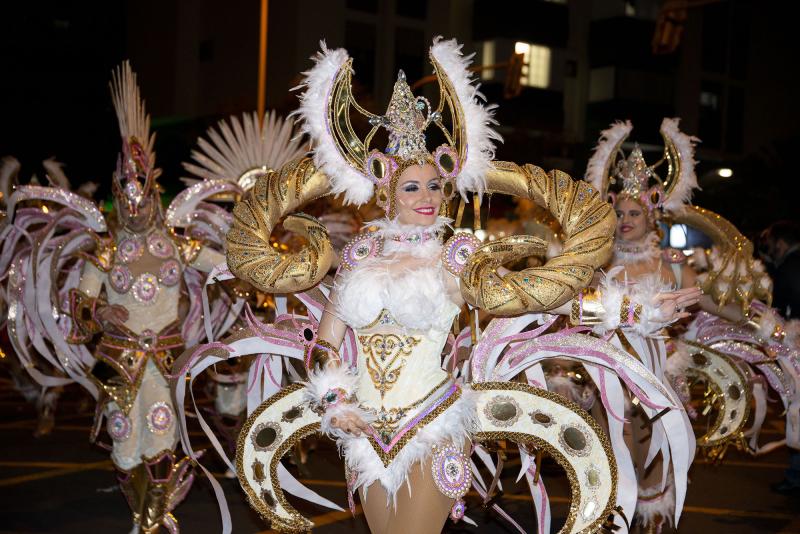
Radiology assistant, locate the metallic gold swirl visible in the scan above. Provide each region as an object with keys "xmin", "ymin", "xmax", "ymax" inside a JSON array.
[
  {"xmin": 226, "ymin": 157, "xmax": 334, "ymax": 293},
  {"xmin": 460, "ymin": 161, "xmax": 616, "ymax": 314}
]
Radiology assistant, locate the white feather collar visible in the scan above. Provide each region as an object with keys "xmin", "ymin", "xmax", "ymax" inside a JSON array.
[{"xmin": 335, "ymin": 217, "xmax": 459, "ymax": 332}]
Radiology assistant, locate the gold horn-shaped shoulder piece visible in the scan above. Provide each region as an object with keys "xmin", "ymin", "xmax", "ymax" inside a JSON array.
[
  {"xmin": 226, "ymin": 157, "xmax": 335, "ymax": 293},
  {"xmin": 668, "ymin": 205, "xmax": 772, "ymax": 311},
  {"xmin": 460, "ymin": 161, "xmax": 616, "ymax": 315}
]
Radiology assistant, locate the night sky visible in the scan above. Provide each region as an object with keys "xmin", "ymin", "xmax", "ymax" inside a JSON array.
[{"xmin": 1, "ymin": 1, "xmax": 799, "ymax": 232}]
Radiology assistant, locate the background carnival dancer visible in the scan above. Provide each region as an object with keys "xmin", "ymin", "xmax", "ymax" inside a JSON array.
[
  {"xmin": 581, "ymin": 118, "xmax": 705, "ymax": 532},
  {"xmin": 590, "ymin": 125, "xmax": 800, "ymax": 464},
  {"xmin": 173, "ymin": 37, "xmax": 698, "ymax": 534},
  {"xmin": 2, "ymin": 62, "xmax": 244, "ymax": 533},
  {"xmin": 581, "ymin": 117, "xmax": 780, "ymax": 532}
]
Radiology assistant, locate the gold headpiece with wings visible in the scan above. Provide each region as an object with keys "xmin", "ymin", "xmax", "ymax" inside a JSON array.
[
  {"xmin": 585, "ymin": 118, "xmax": 698, "ymax": 215},
  {"xmin": 586, "ymin": 118, "xmax": 771, "ymax": 311},
  {"xmin": 293, "ymin": 37, "xmax": 501, "ymax": 213}
]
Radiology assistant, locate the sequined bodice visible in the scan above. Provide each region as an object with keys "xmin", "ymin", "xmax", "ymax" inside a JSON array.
[
  {"xmin": 354, "ymin": 306, "xmax": 458, "ymax": 440},
  {"xmin": 104, "ymin": 230, "xmax": 184, "ymax": 335},
  {"xmin": 108, "ymin": 230, "xmax": 183, "ymax": 305}
]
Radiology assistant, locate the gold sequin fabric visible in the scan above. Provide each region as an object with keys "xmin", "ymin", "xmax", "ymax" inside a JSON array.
[
  {"xmin": 460, "ymin": 162, "xmax": 616, "ymax": 315},
  {"xmin": 226, "ymin": 158, "xmax": 335, "ymax": 294}
]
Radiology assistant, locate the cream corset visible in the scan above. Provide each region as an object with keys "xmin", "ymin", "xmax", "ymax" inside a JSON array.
[
  {"xmin": 333, "ymin": 229, "xmax": 463, "ymax": 438},
  {"xmin": 354, "ymin": 306, "xmax": 459, "ymax": 442}
]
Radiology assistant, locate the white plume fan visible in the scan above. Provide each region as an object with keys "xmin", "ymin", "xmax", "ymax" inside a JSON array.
[
  {"xmin": 660, "ymin": 117, "xmax": 700, "ymax": 212},
  {"xmin": 584, "ymin": 120, "xmax": 632, "ymax": 197},
  {"xmin": 293, "ymin": 42, "xmax": 373, "ymax": 205},
  {"xmin": 182, "ymin": 110, "xmax": 309, "ymax": 190}
]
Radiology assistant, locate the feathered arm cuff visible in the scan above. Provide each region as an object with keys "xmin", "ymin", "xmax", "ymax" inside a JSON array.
[
  {"xmin": 569, "ymin": 269, "xmax": 675, "ymax": 337},
  {"xmin": 302, "ymin": 364, "xmax": 373, "ymax": 439},
  {"xmin": 67, "ymin": 289, "xmax": 105, "ymax": 344}
]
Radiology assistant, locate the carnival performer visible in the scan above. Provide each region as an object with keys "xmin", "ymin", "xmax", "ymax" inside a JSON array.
[
  {"xmin": 582, "ymin": 118, "xmax": 777, "ymax": 532},
  {"xmin": 2, "ymin": 62, "xmax": 247, "ymax": 533},
  {"xmin": 586, "ymin": 125, "xmax": 795, "ymax": 464},
  {"xmin": 172, "ymin": 38, "xmax": 703, "ymax": 534}
]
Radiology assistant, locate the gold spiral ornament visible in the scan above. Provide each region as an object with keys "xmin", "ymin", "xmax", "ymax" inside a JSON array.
[
  {"xmin": 226, "ymin": 157, "xmax": 335, "ymax": 293},
  {"xmin": 460, "ymin": 162, "xmax": 616, "ymax": 314}
]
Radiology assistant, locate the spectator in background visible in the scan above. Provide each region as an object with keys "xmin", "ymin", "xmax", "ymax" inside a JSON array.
[
  {"xmin": 760, "ymin": 221, "xmax": 800, "ymax": 496},
  {"xmin": 761, "ymin": 221, "xmax": 800, "ymax": 318}
]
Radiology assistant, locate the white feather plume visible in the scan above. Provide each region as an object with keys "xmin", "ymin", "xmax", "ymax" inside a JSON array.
[
  {"xmin": 594, "ymin": 266, "xmax": 676, "ymax": 336},
  {"xmin": 293, "ymin": 42, "xmax": 374, "ymax": 205},
  {"xmin": 430, "ymin": 37, "xmax": 502, "ymax": 197},
  {"xmin": 660, "ymin": 117, "xmax": 700, "ymax": 212},
  {"xmin": 182, "ymin": 110, "xmax": 308, "ymax": 189},
  {"xmin": 584, "ymin": 120, "xmax": 632, "ymax": 196},
  {"xmin": 636, "ymin": 482, "xmax": 676, "ymax": 528},
  {"xmin": 41, "ymin": 158, "xmax": 71, "ymax": 189}
]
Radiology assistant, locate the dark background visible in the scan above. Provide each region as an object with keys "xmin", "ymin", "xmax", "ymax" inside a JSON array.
[{"xmin": 1, "ymin": 0, "xmax": 798, "ymax": 232}]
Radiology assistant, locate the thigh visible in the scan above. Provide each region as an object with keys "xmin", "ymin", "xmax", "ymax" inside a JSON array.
[
  {"xmin": 385, "ymin": 461, "xmax": 454, "ymax": 534},
  {"xmin": 360, "ymin": 479, "xmax": 393, "ymax": 534}
]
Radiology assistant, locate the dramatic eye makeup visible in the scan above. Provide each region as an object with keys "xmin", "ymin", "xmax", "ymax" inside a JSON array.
[{"xmin": 401, "ymin": 181, "xmax": 420, "ymax": 193}]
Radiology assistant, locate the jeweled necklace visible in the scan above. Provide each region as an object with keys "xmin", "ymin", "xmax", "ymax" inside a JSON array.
[
  {"xmin": 390, "ymin": 229, "xmax": 442, "ymax": 245},
  {"xmin": 613, "ymin": 232, "xmax": 660, "ymax": 264}
]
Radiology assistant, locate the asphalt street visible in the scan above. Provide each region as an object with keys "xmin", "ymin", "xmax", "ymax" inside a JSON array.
[{"xmin": 0, "ymin": 375, "xmax": 797, "ymax": 534}]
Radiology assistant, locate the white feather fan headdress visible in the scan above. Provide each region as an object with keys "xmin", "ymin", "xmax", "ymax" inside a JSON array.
[{"xmin": 182, "ymin": 110, "xmax": 308, "ymax": 191}]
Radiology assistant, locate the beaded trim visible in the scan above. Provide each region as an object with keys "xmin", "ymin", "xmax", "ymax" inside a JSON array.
[{"xmin": 365, "ymin": 383, "xmax": 461, "ymax": 466}]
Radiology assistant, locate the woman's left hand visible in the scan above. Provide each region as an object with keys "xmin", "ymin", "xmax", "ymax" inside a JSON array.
[{"xmin": 651, "ymin": 286, "xmax": 703, "ymax": 323}]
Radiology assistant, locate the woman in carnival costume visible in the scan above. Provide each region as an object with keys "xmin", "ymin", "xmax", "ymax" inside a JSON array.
[
  {"xmin": 2, "ymin": 62, "xmax": 248, "ymax": 533},
  {"xmin": 581, "ymin": 118, "xmax": 778, "ymax": 531},
  {"xmin": 173, "ymin": 38, "xmax": 699, "ymax": 534}
]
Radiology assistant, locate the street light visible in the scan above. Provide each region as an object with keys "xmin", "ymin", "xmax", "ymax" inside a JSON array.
[{"xmin": 717, "ymin": 168, "xmax": 733, "ymax": 178}]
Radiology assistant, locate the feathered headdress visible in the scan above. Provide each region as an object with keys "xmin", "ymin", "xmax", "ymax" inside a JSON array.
[
  {"xmin": 110, "ymin": 61, "xmax": 160, "ymax": 215},
  {"xmin": 292, "ymin": 37, "xmax": 502, "ymax": 214},
  {"xmin": 585, "ymin": 118, "xmax": 699, "ymax": 214}
]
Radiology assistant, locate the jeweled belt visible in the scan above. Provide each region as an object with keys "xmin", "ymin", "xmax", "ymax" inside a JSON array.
[
  {"xmin": 99, "ymin": 328, "xmax": 183, "ymax": 353},
  {"xmin": 99, "ymin": 323, "xmax": 183, "ymax": 353}
]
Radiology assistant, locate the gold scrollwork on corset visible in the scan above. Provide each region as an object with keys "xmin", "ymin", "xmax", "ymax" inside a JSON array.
[{"xmin": 358, "ymin": 334, "xmax": 420, "ymax": 398}]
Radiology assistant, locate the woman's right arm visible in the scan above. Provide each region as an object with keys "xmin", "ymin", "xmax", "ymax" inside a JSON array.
[
  {"xmin": 315, "ymin": 292, "xmax": 348, "ymax": 358},
  {"xmin": 307, "ymin": 288, "xmax": 370, "ymax": 437}
]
